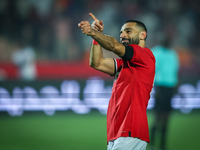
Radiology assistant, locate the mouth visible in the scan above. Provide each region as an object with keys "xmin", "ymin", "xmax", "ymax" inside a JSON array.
[
  {"xmin": 122, "ymin": 40, "xmax": 129, "ymax": 43},
  {"xmin": 121, "ymin": 38, "xmax": 130, "ymax": 44}
]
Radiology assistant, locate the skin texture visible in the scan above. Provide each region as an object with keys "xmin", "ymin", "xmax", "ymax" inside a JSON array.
[{"xmin": 78, "ymin": 13, "xmax": 147, "ymax": 75}]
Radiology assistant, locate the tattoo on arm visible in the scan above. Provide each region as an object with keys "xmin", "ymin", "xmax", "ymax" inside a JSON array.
[{"xmin": 91, "ymin": 29, "xmax": 119, "ymax": 52}]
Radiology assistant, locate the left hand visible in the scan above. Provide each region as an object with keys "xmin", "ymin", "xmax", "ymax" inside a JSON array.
[{"xmin": 89, "ymin": 13, "xmax": 104, "ymax": 33}]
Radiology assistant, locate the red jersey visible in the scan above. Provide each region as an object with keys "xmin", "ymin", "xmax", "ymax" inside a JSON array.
[{"xmin": 107, "ymin": 44, "xmax": 155, "ymax": 143}]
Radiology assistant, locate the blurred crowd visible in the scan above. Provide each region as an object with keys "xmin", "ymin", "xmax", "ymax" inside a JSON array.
[{"xmin": 0, "ymin": 0, "xmax": 199, "ymax": 65}]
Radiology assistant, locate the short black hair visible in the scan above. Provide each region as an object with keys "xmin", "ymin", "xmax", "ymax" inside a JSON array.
[{"xmin": 125, "ymin": 20, "xmax": 147, "ymax": 39}]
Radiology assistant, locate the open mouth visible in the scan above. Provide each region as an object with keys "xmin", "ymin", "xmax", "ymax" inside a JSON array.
[
  {"xmin": 121, "ymin": 38, "xmax": 130, "ymax": 44},
  {"xmin": 122, "ymin": 40, "xmax": 129, "ymax": 43}
]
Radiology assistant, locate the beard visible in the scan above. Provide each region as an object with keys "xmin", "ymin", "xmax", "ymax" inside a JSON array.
[{"xmin": 121, "ymin": 34, "xmax": 140, "ymax": 46}]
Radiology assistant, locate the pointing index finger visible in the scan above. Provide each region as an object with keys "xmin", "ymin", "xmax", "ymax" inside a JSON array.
[{"xmin": 89, "ymin": 13, "xmax": 98, "ymax": 21}]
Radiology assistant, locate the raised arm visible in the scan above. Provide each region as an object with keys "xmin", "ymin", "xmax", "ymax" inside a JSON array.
[
  {"xmin": 78, "ymin": 13, "xmax": 126, "ymax": 58},
  {"xmin": 90, "ymin": 44, "xmax": 115, "ymax": 75},
  {"xmin": 87, "ymin": 13, "xmax": 116, "ymax": 76}
]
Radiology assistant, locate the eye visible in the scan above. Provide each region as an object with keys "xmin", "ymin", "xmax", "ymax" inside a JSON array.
[{"xmin": 126, "ymin": 30, "xmax": 131, "ymax": 34}]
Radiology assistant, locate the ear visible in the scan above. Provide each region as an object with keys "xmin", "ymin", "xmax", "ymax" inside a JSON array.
[{"xmin": 140, "ymin": 31, "xmax": 147, "ymax": 40}]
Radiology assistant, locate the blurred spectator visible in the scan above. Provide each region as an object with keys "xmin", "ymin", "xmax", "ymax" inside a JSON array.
[
  {"xmin": 30, "ymin": 0, "xmax": 54, "ymax": 19},
  {"xmin": 54, "ymin": 17, "xmax": 79, "ymax": 60},
  {"xmin": 37, "ymin": 24, "xmax": 55, "ymax": 59},
  {"xmin": 0, "ymin": 0, "xmax": 198, "ymax": 80},
  {"xmin": 149, "ymin": 34, "xmax": 180, "ymax": 150},
  {"xmin": 11, "ymin": 40, "xmax": 36, "ymax": 80}
]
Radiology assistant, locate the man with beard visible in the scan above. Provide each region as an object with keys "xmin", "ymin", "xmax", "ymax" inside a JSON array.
[{"xmin": 78, "ymin": 13, "xmax": 155, "ymax": 150}]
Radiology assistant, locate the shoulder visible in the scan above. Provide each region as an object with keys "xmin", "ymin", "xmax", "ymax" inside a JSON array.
[
  {"xmin": 145, "ymin": 47, "xmax": 156, "ymax": 62},
  {"xmin": 129, "ymin": 44, "xmax": 150, "ymax": 54},
  {"xmin": 129, "ymin": 44, "xmax": 152, "ymax": 52},
  {"xmin": 128, "ymin": 44, "xmax": 155, "ymax": 63}
]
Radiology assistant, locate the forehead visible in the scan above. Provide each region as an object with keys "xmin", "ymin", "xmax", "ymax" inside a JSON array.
[{"xmin": 120, "ymin": 22, "xmax": 138, "ymax": 32}]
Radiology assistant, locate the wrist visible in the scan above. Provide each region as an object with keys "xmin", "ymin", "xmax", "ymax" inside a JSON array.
[{"xmin": 90, "ymin": 28, "xmax": 96, "ymax": 36}]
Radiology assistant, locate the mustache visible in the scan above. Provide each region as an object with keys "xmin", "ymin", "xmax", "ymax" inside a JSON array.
[{"xmin": 121, "ymin": 38, "xmax": 131, "ymax": 41}]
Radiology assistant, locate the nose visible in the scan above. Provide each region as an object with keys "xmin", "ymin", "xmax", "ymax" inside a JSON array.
[{"xmin": 120, "ymin": 31, "xmax": 127, "ymax": 38}]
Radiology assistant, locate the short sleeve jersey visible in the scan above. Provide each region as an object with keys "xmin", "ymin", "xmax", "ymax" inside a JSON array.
[{"xmin": 107, "ymin": 44, "xmax": 155, "ymax": 143}]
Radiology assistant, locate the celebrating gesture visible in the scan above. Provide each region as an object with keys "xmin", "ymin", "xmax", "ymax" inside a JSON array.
[
  {"xmin": 78, "ymin": 13, "xmax": 104, "ymax": 36},
  {"xmin": 90, "ymin": 13, "xmax": 104, "ymax": 32},
  {"xmin": 78, "ymin": 13, "xmax": 155, "ymax": 150}
]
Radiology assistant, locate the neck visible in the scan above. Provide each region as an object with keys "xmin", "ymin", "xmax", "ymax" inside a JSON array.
[{"xmin": 138, "ymin": 40, "xmax": 146, "ymax": 48}]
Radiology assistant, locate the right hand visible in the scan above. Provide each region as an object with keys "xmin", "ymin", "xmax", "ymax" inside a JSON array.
[
  {"xmin": 78, "ymin": 21, "xmax": 93, "ymax": 36},
  {"xmin": 89, "ymin": 13, "xmax": 104, "ymax": 33}
]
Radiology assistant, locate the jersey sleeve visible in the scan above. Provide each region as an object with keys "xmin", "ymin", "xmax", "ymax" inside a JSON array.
[
  {"xmin": 114, "ymin": 58, "xmax": 123, "ymax": 72},
  {"xmin": 121, "ymin": 46, "xmax": 134, "ymax": 61}
]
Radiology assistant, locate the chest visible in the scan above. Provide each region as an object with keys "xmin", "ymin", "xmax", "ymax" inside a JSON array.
[{"xmin": 114, "ymin": 61, "xmax": 136, "ymax": 84}]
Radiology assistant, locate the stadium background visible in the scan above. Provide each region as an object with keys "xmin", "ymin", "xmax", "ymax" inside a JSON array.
[{"xmin": 0, "ymin": 0, "xmax": 200, "ymax": 150}]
